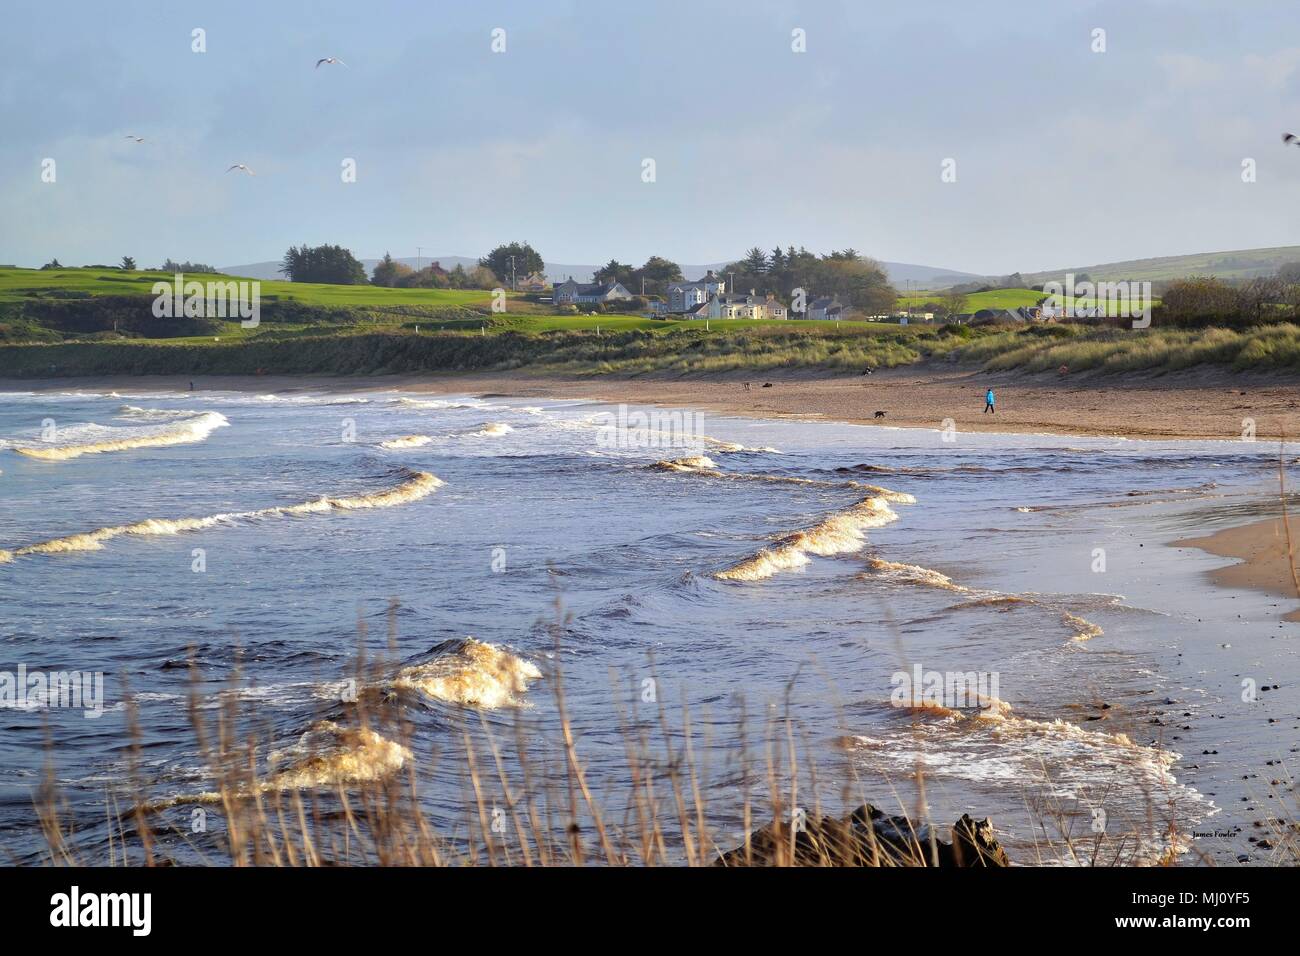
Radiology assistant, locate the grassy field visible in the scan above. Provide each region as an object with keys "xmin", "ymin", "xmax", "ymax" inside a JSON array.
[
  {"xmin": 0, "ymin": 266, "xmax": 493, "ymax": 308},
  {"xmin": 899, "ymin": 286, "xmax": 1158, "ymax": 317},
  {"xmin": 0, "ymin": 267, "xmax": 1292, "ymax": 379}
]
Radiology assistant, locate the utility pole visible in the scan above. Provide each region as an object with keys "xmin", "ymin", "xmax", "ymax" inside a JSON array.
[
  {"xmin": 509, "ymin": 255, "xmax": 517, "ymax": 292},
  {"xmin": 417, "ymin": 247, "xmax": 423, "ymax": 272}
]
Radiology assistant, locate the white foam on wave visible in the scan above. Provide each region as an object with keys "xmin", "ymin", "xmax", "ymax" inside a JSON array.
[
  {"xmin": 379, "ymin": 434, "xmax": 434, "ymax": 449},
  {"xmin": 717, "ymin": 493, "xmax": 908, "ymax": 582},
  {"xmin": 7, "ymin": 411, "xmax": 229, "ymax": 460},
  {"xmin": 0, "ymin": 469, "xmax": 443, "ymax": 564}
]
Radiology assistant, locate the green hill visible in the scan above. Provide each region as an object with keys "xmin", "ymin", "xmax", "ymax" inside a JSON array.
[{"xmin": 1022, "ymin": 246, "xmax": 1300, "ymax": 285}]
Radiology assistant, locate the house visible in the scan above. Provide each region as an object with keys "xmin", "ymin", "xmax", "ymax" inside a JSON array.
[
  {"xmin": 553, "ymin": 276, "xmax": 633, "ymax": 305},
  {"xmin": 808, "ymin": 296, "xmax": 847, "ymax": 321},
  {"xmin": 677, "ymin": 291, "xmax": 790, "ymax": 320},
  {"xmin": 515, "ymin": 272, "xmax": 548, "ymax": 293},
  {"xmin": 666, "ymin": 270, "xmax": 726, "ymax": 312},
  {"xmin": 718, "ymin": 291, "xmax": 788, "ymax": 320}
]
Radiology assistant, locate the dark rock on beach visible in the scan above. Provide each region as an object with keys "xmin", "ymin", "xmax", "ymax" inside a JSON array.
[{"xmin": 714, "ymin": 802, "xmax": 1011, "ymax": 867}]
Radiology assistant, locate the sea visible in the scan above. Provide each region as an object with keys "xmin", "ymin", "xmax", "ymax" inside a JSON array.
[{"xmin": 0, "ymin": 386, "xmax": 1296, "ymax": 865}]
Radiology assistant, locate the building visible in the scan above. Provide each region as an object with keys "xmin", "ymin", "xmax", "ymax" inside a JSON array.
[
  {"xmin": 706, "ymin": 291, "xmax": 789, "ymax": 320},
  {"xmin": 666, "ymin": 270, "xmax": 726, "ymax": 312},
  {"xmin": 808, "ymin": 296, "xmax": 847, "ymax": 321},
  {"xmin": 553, "ymin": 277, "xmax": 633, "ymax": 305},
  {"xmin": 515, "ymin": 272, "xmax": 547, "ymax": 293}
]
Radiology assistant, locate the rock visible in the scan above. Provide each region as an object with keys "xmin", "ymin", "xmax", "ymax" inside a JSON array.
[{"xmin": 713, "ymin": 802, "xmax": 1011, "ymax": 867}]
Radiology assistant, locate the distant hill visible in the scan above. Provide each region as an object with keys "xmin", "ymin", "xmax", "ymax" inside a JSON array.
[
  {"xmin": 1021, "ymin": 246, "xmax": 1300, "ymax": 286},
  {"xmin": 220, "ymin": 256, "xmax": 982, "ymax": 288}
]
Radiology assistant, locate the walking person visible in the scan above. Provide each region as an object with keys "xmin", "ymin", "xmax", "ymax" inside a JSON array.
[{"xmin": 984, "ymin": 387, "xmax": 996, "ymax": 414}]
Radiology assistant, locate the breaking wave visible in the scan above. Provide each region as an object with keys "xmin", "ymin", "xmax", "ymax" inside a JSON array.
[
  {"xmin": 9, "ymin": 411, "xmax": 229, "ymax": 460},
  {"xmin": 1062, "ymin": 611, "xmax": 1104, "ymax": 641},
  {"xmin": 467, "ymin": 423, "xmax": 513, "ymax": 438},
  {"xmin": 864, "ymin": 558, "xmax": 970, "ymax": 593},
  {"xmin": 379, "ymin": 434, "xmax": 434, "ymax": 449},
  {"xmin": 717, "ymin": 493, "xmax": 910, "ymax": 582},
  {"xmin": 148, "ymin": 721, "xmax": 412, "ymax": 807},
  {"xmin": 0, "ymin": 469, "xmax": 442, "ymax": 564},
  {"xmin": 843, "ymin": 696, "xmax": 1208, "ymax": 863},
  {"xmin": 393, "ymin": 637, "xmax": 542, "ymax": 709}
]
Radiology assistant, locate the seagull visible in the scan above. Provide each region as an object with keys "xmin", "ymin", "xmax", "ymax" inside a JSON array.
[
  {"xmin": 1284, "ymin": 133, "xmax": 1300, "ymax": 147},
  {"xmin": 125, "ymin": 135, "xmax": 145, "ymax": 143},
  {"xmin": 225, "ymin": 163, "xmax": 255, "ymax": 175},
  {"xmin": 315, "ymin": 56, "xmax": 347, "ymax": 69}
]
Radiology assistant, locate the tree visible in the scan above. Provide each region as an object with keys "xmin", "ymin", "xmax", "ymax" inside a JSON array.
[
  {"xmin": 941, "ymin": 290, "xmax": 969, "ymax": 317},
  {"xmin": 741, "ymin": 247, "xmax": 769, "ymax": 274},
  {"xmin": 120, "ymin": 256, "xmax": 136, "ymax": 271},
  {"xmin": 595, "ymin": 259, "xmax": 635, "ymax": 287},
  {"xmin": 161, "ymin": 258, "xmax": 217, "ymax": 273},
  {"xmin": 279, "ymin": 244, "xmax": 368, "ymax": 284},
  {"xmin": 372, "ymin": 252, "xmax": 413, "ymax": 287},
  {"xmin": 468, "ymin": 265, "xmax": 499, "ymax": 289},
  {"xmin": 479, "ymin": 242, "xmax": 543, "ymax": 289},
  {"xmin": 40, "ymin": 259, "xmax": 62, "ymax": 270}
]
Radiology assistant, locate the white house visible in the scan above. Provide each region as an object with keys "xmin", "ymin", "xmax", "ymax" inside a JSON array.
[
  {"xmin": 706, "ymin": 291, "xmax": 788, "ymax": 320},
  {"xmin": 666, "ymin": 270, "xmax": 726, "ymax": 312},
  {"xmin": 553, "ymin": 277, "xmax": 633, "ymax": 305}
]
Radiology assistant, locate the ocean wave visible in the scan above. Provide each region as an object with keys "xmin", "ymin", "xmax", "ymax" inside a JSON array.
[
  {"xmin": 379, "ymin": 434, "xmax": 434, "ymax": 449},
  {"xmin": 391, "ymin": 397, "xmax": 483, "ymax": 410},
  {"xmin": 651, "ymin": 456, "xmax": 917, "ymax": 500},
  {"xmin": 392, "ymin": 637, "xmax": 542, "ymax": 708},
  {"xmin": 8, "ymin": 411, "xmax": 229, "ymax": 460},
  {"xmin": 0, "ymin": 469, "xmax": 442, "ymax": 564},
  {"xmin": 717, "ymin": 493, "xmax": 909, "ymax": 582},
  {"xmin": 844, "ymin": 698, "xmax": 1207, "ymax": 862},
  {"xmin": 701, "ymin": 436, "xmax": 781, "ymax": 454},
  {"xmin": 117, "ymin": 405, "xmax": 198, "ymax": 421},
  {"xmin": 864, "ymin": 558, "xmax": 971, "ymax": 592},
  {"xmin": 862, "ymin": 558, "xmax": 1108, "ymax": 641},
  {"xmin": 1062, "ymin": 611, "xmax": 1104, "ymax": 641},
  {"xmin": 466, "ymin": 423, "xmax": 513, "ymax": 438},
  {"xmin": 147, "ymin": 721, "xmax": 412, "ymax": 808},
  {"xmin": 265, "ymin": 720, "xmax": 412, "ymax": 789}
]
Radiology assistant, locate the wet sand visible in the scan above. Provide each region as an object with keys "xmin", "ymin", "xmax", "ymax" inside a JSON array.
[{"xmin": 1177, "ymin": 517, "xmax": 1300, "ymax": 621}]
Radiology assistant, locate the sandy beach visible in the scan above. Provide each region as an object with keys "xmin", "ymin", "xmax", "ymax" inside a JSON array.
[
  {"xmin": 1177, "ymin": 517, "xmax": 1300, "ymax": 621},
  {"xmin": 9, "ymin": 364, "xmax": 1300, "ymax": 441}
]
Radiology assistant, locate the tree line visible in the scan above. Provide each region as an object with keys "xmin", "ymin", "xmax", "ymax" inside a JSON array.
[{"xmin": 719, "ymin": 246, "xmax": 897, "ymax": 313}]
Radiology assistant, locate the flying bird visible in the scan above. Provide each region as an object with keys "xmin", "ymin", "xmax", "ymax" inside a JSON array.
[
  {"xmin": 125, "ymin": 135, "xmax": 145, "ymax": 143},
  {"xmin": 315, "ymin": 56, "xmax": 347, "ymax": 69},
  {"xmin": 225, "ymin": 163, "xmax": 255, "ymax": 176},
  {"xmin": 1284, "ymin": 133, "xmax": 1300, "ymax": 147}
]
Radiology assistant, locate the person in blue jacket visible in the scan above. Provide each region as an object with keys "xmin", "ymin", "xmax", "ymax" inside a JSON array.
[{"xmin": 984, "ymin": 388, "xmax": 996, "ymax": 414}]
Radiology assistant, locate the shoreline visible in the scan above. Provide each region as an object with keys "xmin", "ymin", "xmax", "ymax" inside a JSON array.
[
  {"xmin": 7, "ymin": 365, "xmax": 1300, "ymax": 441},
  {"xmin": 1175, "ymin": 516, "xmax": 1300, "ymax": 621}
]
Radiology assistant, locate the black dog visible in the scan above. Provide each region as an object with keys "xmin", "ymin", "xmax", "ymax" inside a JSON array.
[{"xmin": 873, "ymin": 410, "xmax": 887, "ymax": 419}]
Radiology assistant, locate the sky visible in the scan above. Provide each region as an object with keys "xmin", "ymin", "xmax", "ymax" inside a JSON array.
[{"xmin": 4, "ymin": 0, "xmax": 1300, "ymax": 276}]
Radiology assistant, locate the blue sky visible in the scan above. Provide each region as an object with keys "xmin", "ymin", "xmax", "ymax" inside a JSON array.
[{"xmin": 4, "ymin": 0, "xmax": 1300, "ymax": 275}]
